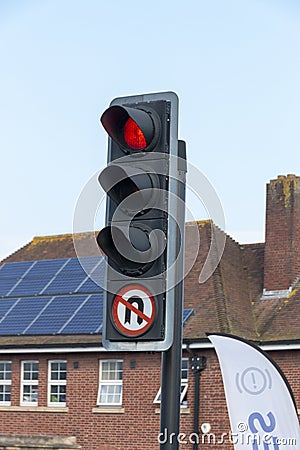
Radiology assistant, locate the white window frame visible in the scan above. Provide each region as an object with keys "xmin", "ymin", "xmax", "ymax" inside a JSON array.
[
  {"xmin": 48, "ymin": 360, "xmax": 67, "ymax": 407},
  {"xmin": 0, "ymin": 361, "xmax": 12, "ymax": 406},
  {"xmin": 154, "ymin": 357, "xmax": 189, "ymax": 407},
  {"xmin": 97, "ymin": 360, "xmax": 123, "ymax": 406},
  {"xmin": 20, "ymin": 360, "xmax": 39, "ymax": 406}
]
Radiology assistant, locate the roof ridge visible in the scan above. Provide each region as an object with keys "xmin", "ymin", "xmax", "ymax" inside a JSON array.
[
  {"xmin": 31, "ymin": 231, "xmax": 98, "ymax": 243},
  {"xmin": 204, "ymin": 224, "xmax": 230, "ymax": 334},
  {"xmin": 185, "ymin": 219, "xmax": 212, "ymax": 226}
]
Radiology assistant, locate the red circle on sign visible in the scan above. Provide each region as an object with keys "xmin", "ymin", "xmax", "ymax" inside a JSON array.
[{"xmin": 112, "ymin": 284, "xmax": 156, "ymax": 337}]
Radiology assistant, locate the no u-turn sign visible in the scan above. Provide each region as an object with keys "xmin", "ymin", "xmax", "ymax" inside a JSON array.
[{"xmin": 112, "ymin": 285, "xmax": 156, "ymax": 337}]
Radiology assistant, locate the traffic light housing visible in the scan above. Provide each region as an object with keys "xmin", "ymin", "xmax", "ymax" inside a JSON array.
[{"xmin": 98, "ymin": 92, "xmax": 185, "ymax": 351}]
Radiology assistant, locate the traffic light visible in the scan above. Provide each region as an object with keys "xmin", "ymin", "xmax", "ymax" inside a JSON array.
[{"xmin": 98, "ymin": 92, "xmax": 185, "ymax": 351}]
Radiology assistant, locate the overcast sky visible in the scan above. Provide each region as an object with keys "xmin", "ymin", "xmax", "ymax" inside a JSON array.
[{"xmin": 1, "ymin": 0, "xmax": 300, "ymax": 260}]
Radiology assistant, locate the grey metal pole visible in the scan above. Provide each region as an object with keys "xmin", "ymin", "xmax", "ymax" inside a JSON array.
[
  {"xmin": 190, "ymin": 356, "xmax": 207, "ymax": 450},
  {"xmin": 160, "ymin": 281, "xmax": 184, "ymax": 449},
  {"xmin": 159, "ymin": 141, "xmax": 186, "ymax": 449},
  {"xmin": 193, "ymin": 369, "xmax": 200, "ymax": 450}
]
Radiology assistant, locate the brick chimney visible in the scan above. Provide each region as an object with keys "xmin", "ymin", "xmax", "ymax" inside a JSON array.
[{"xmin": 264, "ymin": 174, "xmax": 300, "ymax": 291}]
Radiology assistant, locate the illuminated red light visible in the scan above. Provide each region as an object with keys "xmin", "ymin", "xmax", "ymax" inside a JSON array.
[{"xmin": 123, "ymin": 118, "xmax": 147, "ymax": 150}]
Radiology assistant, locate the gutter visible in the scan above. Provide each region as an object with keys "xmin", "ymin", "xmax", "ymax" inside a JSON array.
[
  {"xmin": 1, "ymin": 339, "xmax": 300, "ymax": 354},
  {"xmin": 0, "ymin": 345, "xmax": 107, "ymax": 354},
  {"xmin": 184, "ymin": 339, "xmax": 300, "ymax": 352},
  {"xmin": 260, "ymin": 343, "xmax": 300, "ymax": 351}
]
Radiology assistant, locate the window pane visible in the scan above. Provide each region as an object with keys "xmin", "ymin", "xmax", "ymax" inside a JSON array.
[
  {"xmin": 180, "ymin": 383, "xmax": 188, "ymax": 407},
  {"xmin": 99, "ymin": 385, "xmax": 108, "ymax": 403},
  {"xmin": 23, "ymin": 371, "xmax": 30, "ymax": 380},
  {"xmin": 50, "ymin": 385, "xmax": 66, "ymax": 403},
  {"xmin": 0, "ymin": 362, "xmax": 11, "ymax": 381},
  {"xmin": 59, "ymin": 385, "xmax": 66, "ymax": 395},
  {"xmin": 51, "ymin": 371, "xmax": 59, "ymax": 380},
  {"xmin": 0, "ymin": 364, "xmax": 4, "ymax": 380},
  {"xmin": 181, "ymin": 358, "xmax": 188, "ymax": 380},
  {"xmin": 99, "ymin": 384, "xmax": 122, "ymax": 404},
  {"xmin": 23, "ymin": 385, "xmax": 38, "ymax": 403},
  {"xmin": 113, "ymin": 385, "xmax": 122, "ymax": 403},
  {"xmin": 23, "ymin": 363, "xmax": 31, "ymax": 372},
  {"xmin": 23, "ymin": 362, "xmax": 38, "ymax": 381},
  {"xmin": 101, "ymin": 362, "xmax": 112, "ymax": 380},
  {"xmin": 50, "ymin": 362, "xmax": 67, "ymax": 380},
  {"xmin": 51, "ymin": 385, "xmax": 58, "ymax": 394},
  {"xmin": 101, "ymin": 361, "xmax": 122, "ymax": 381},
  {"xmin": 51, "ymin": 363, "xmax": 59, "ymax": 371},
  {"xmin": 59, "ymin": 363, "xmax": 67, "ymax": 380},
  {"xmin": 59, "ymin": 393, "xmax": 66, "ymax": 403},
  {"xmin": 0, "ymin": 385, "xmax": 10, "ymax": 403},
  {"xmin": 31, "ymin": 363, "xmax": 38, "ymax": 380},
  {"xmin": 116, "ymin": 361, "xmax": 122, "ymax": 380}
]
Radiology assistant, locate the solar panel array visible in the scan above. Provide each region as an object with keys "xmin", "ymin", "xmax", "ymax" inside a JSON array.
[
  {"xmin": 0, "ymin": 257, "xmax": 104, "ymax": 336},
  {"xmin": 0, "ymin": 257, "xmax": 192, "ymax": 336},
  {"xmin": 0, "ymin": 257, "xmax": 104, "ymax": 298}
]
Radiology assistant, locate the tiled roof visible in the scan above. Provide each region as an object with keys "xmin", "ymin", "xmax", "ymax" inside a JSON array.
[
  {"xmin": 253, "ymin": 283, "xmax": 300, "ymax": 342},
  {"xmin": 183, "ymin": 222, "xmax": 258, "ymax": 341},
  {"xmin": 1, "ymin": 221, "xmax": 300, "ymax": 345},
  {"xmin": 184, "ymin": 221, "xmax": 300, "ymax": 342},
  {"xmin": 1, "ymin": 232, "xmax": 101, "ymax": 264}
]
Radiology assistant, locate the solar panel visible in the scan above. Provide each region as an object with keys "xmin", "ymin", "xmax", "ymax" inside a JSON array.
[
  {"xmin": 0, "ymin": 257, "xmax": 104, "ymax": 297},
  {"xmin": 61, "ymin": 294, "xmax": 103, "ymax": 334},
  {"xmin": 0, "ymin": 296, "xmax": 52, "ymax": 335},
  {"xmin": 75, "ymin": 277, "xmax": 102, "ymax": 294},
  {"xmin": 0, "ymin": 261, "xmax": 35, "ymax": 278},
  {"xmin": 0, "ymin": 257, "xmax": 193, "ymax": 336},
  {"xmin": 26, "ymin": 259, "xmax": 69, "ymax": 277},
  {"xmin": 26, "ymin": 295, "xmax": 87, "ymax": 334},
  {"xmin": 0, "ymin": 298, "xmax": 19, "ymax": 319},
  {"xmin": 0, "ymin": 261, "xmax": 38, "ymax": 297},
  {"xmin": 0, "ymin": 278, "xmax": 20, "ymax": 297},
  {"xmin": 61, "ymin": 257, "xmax": 100, "ymax": 275},
  {"xmin": 183, "ymin": 308, "xmax": 193, "ymax": 323},
  {"xmin": 9, "ymin": 277, "xmax": 53, "ymax": 297},
  {"xmin": 41, "ymin": 274, "xmax": 86, "ymax": 295}
]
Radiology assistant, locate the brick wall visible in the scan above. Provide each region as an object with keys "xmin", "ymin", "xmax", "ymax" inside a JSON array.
[
  {"xmin": 264, "ymin": 175, "xmax": 300, "ymax": 291},
  {"xmin": 0, "ymin": 349, "xmax": 299, "ymax": 450}
]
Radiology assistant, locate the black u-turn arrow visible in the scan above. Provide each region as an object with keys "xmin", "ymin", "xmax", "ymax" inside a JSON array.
[{"xmin": 124, "ymin": 296, "xmax": 144, "ymax": 325}]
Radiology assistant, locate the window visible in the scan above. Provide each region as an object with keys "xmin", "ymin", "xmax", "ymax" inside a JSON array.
[
  {"xmin": 154, "ymin": 357, "xmax": 189, "ymax": 407},
  {"xmin": 48, "ymin": 360, "xmax": 67, "ymax": 407},
  {"xmin": 0, "ymin": 361, "xmax": 12, "ymax": 406},
  {"xmin": 21, "ymin": 361, "xmax": 38, "ymax": 406},
  {"xmin": 97, "ymin": 360, "xmax": 123, "ymax": 406},
  {"xmin": 180, "ymin": 357, "xmax": 189, "ymax": 407}
]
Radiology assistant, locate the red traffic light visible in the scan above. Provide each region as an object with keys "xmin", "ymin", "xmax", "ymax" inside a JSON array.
[
  {"xmin": 123, "ymin": 118, "xmax": 146, "ymax": 150},
  {"xmin": 100, "ymin": 105, "xmax": 160, "ymax": 152}
]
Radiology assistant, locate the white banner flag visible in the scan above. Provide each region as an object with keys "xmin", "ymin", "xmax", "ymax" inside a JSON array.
[{"xmin": 208, "ymin": 333, "xmax": 300, "ymax": 449}]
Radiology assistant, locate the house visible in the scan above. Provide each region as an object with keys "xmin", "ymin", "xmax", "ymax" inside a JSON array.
[{"xmin": 0, "ymin": 174, "xmax": 299, "ymax": 450}]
